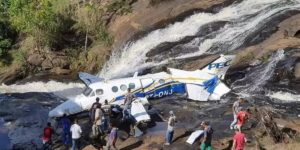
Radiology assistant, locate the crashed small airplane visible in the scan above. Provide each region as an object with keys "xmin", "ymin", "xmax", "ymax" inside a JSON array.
[{"xmin": 49, "ymin": 55, "xmax": 235, "ymax": 119}]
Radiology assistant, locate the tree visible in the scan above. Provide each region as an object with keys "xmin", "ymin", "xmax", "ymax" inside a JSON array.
[
  {"xmin": 8, "ymin": 0, "xmax": 60, "ymax": 47},
  {"xmin": 0, "ymin": 0, "xmax": 13, "ymax": 61}
]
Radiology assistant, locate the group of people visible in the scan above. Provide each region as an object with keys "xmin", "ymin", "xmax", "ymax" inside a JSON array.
[
  {"xmin": 42, "ymin": 88, "xmax": 250, "ymax": 150},
  {"xmin": 42, "ymin": 114, "xmax": 83, "ymax": 150},
  {"xmin": 89, "ymin": 97, "xmax": 118, "ymax": 150},
  {"xmin": 164, "ymin": 97, "xmax": 250, "ymax": 150}
]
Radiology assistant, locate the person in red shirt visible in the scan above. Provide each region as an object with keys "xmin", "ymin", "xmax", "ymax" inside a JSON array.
[
  {"xmin": 232, "ymin": 128, "xmax": 247, "ymax": 150},
  {"xmin": 42, "ymin": 122, "xmax": 54, "ymax": 150},
  {"xmin": 236, "ymin": 108, "xmax": 249, "ymax": 132}
]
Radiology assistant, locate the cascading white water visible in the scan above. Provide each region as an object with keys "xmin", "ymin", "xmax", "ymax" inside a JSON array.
[
  {"xmin": 1, "ymin": 0, "xmax": 300, "ymax": 97},
  {"xmin": 100, "ymin": 0, "xmax": 300, "ymax": 79},
  {"xmin": 0, "ymin": 81, "xmax": 85, "ymax": 99},
  {"xmin": 231, "ymin": 49, "xmax": 285, "ymax": 97},
  {"xmin": 267, "ymin": 91, "xmax": 300, "ymax": 102}
]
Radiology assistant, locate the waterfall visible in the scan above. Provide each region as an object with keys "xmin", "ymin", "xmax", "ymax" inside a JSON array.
[
  {"xmin": 231, "ymin": 49, "xmax": 285, "ymax": 97},
  {"xmin": 100, "ymin": 0, "xmax": 300, "ymax": 79}
]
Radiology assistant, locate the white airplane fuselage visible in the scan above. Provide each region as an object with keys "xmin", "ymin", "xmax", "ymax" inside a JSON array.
[{"xmin": 49, "ymin": 55, "xmax": 235, "ymax": 118}]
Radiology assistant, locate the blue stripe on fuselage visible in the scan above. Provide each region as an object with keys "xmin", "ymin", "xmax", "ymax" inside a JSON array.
[{"xmin": 115, "ymin": 81, "xmax": 186, "ymax": 100}]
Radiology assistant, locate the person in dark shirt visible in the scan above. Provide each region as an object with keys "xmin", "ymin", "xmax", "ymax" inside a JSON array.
[
  {"xmin": 200, "ymin": 121, "xmax": 213, "ymax": 150},
  {"xmin": 42, "ymin": 122, "xmax": 54, "ymax": 150},
  {"xmin": 90, "ymin": 97, "xmax": 101, "ymax": 122}
]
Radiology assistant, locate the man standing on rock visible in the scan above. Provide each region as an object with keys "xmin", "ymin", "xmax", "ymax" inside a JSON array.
[
  {"xmin": 236, "ymin": 108, "xmax": 249, "ymax": 132},
  {"xmin": 42, "ymin": 122, "xmax": 54, "ymax": 150},
  {"xmin": 230, "ymin": 98, "xmax": 244, "ymax": 130},
  {"xmin": 165, "ymin": 110, "xmax": 176, "ymax": 145},
  {"xmin": 70, "ymin": 119, "xmax": 82, "ymax": 150},
  {"xmin": 102, "ymin": 100, "xmax": 111, "ymax": 133},
  {"xmin": 107, "ymin": 122, "xmax": 118, "ymax": 150},
  {"xmin": 58, "ymin": 114, "xmax": 72, "ymax": 146},
  {"xmin": 91, "ymin": 97, "xmax": 101, "ymax": 122},
  {"xmin": 200, "ymin": 121, "xmax": 213, "ymax": 150},
  {"xmin": 231, "ymin": 128, "xmax": 247, "ymax": 150},
  {"xmin": 123, "ymin": 88, "xmax": 135, "ymax": 120},
  {"xmin": 94, "ymin": 104, "xmax": 104, "ymax": 135}
]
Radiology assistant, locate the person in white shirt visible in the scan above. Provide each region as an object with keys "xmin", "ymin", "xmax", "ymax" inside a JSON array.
[
  {"xmin": 165, "ymin": 110, "xmax": 176, "ymax": 145},
  {"xmin": 230, "ymin": 98, "xmax": 244, "ymax": 130},
  {"xmin": 94, "ymin": 104, "xmax": 104, "ymax": 135},
  {"xmin": 70, "ymin": 119, "xmax": 82, "ymax": 150}
]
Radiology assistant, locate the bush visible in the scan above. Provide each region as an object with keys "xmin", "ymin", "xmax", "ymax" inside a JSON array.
[{"xmin": 8, "ymin": 0, "xmax": 61, "ymax": 47}]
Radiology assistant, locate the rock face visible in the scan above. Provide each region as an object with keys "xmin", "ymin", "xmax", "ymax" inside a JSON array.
[
  {"xmin": 27, "ymin": 54, "xmax": 44, "ymax": 66},
  {"xmin": 109, "ymin": 0, "xmax": 235, "ymax": 48},
  {"xmin": 295, "ymin": 63, "xmax": 300, "ymax": 79},
  {"xmin": 26, "ymin": 52, "xmax": 71, "ymax": 74},
  {"xmin": 233, "ymin": 14, "xmax": 300, "ymax": 67}
]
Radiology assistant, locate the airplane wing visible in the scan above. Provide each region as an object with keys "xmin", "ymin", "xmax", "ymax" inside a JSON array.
[
  {"xmin": 78, "ymin": 72, "xmax": 104, "ymax": 86},
  {"xmin": 200, "ymin": 54, "xmax": 235, "ymax": 79},
  {"xmin": 168, "ymin": 68, "xmax": 231, "ymax": 101}
]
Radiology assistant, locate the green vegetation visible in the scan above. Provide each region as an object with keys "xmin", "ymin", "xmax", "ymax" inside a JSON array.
[
  {"xmin": 0, "ymin": 0, "xmax": 133, "ymax": 76},
  {"xmin": 9, "ymin": 0, "xmax": 60, "ymax": 47}
]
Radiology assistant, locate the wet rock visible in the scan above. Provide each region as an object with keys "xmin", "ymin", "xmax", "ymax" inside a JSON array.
[
  {"xmin": 50, "ymin": 67, "xmax": 72, "ymax": 75},
  {"xmin": 0, "ymin": 65, "xmax": 23, "ymax": 84},
  {"xmin": 27, "ymin": 54, "xmax": 44, "ymax": 66},
  {"xmin": 294, "ymin": 30, "xmax": 300, "ymax": 38},
  {"xmin": 295, "ymin": 63, "xmax": 300, "ymax": 80}
]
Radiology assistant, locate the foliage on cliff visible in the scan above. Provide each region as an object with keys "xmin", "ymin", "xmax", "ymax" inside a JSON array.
[{"xmin": 0, "ymin": 0, "xmax": 133, "ymax": 76}]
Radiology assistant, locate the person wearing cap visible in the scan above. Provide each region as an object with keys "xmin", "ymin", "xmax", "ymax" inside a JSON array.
[
  {"xmin": 232, "ymin": 128, "xmax": 247, "ymax": 150},
  {"xmin": 230, "ymin": 98, "xmax": 244, "ymax": 130},
  {"xmin": 200, "ymin": 121, "xmax": 213, "ymax": 150},
  {"xmin": 165, "ymin": 110, "xmax": 176, "ymax": 145}
]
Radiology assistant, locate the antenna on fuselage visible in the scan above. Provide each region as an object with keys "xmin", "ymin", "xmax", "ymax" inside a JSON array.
[{"xmin": 133, "ymin": 72, "xmax": 138, "ymax": 78}]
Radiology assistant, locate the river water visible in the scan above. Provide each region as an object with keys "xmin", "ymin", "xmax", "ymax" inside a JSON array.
[{"xmin": 0, "ymin": 0, "xmax": 300, "ymax": 149}]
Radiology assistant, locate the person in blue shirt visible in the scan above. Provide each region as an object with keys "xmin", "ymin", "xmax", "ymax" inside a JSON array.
[{"xmin": 58, "ymin": 114, "xmax": 72, "ymax": 146}]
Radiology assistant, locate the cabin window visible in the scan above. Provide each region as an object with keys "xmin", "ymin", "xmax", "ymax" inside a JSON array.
[
  {"xmin": 120, "ymin": 84, "xmax": 127, "ymax": 91},
  {"xmin": 83, "ymin": 87, "xmax": 93, "ymax": 97},
  {"xmin": 129, "ymin": 83, "xmax": 135, "ymax": 89},
  {"xmin": 96, "ymin": 89, "xmax": 104, "ymax": 95},
  {"xmin": 159, "ymin": 79, "xmax": 165, "ymax": 84},
  {"xmin": 112, "ymin": 86, "xmax": 118, "ymax": 93}
]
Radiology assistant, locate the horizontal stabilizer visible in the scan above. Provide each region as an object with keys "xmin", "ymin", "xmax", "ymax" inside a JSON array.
[{"xmin": 78, "ymin": 72, "xmax": 104, "ymax": 85}]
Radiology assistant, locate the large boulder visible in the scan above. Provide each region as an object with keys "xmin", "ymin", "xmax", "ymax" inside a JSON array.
[
  {"xmin": 41, "ymin": 58, "xmax": 53, "ymax": 70},
  {"xmin": 51, "ymin": 57, "xmax": 70, "ymax": 69},
  {"xmin": 27, "ymin": 54, "xmax": 44, "ymax": 66}
]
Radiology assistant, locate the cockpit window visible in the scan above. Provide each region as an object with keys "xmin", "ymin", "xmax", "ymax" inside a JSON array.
[
  {"xmin": 83, "ymin": 87, "xmax": 93, "ymax": 97},
  {"xmin": 96, "ymin": 89, "xmax": 104, "ymax": 95}
]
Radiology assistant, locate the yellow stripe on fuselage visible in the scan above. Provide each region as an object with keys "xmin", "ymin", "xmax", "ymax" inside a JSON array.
[{"xmin": 143, "ymin": 77, "xmax": 208, "ymax": 92}]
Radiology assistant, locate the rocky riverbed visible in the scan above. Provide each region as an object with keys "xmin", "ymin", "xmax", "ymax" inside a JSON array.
[{"xmin": 1, "ymin": 0, "xmax": 300, "ymax": 150}]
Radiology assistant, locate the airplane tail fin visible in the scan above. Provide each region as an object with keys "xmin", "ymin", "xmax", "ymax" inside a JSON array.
[
  {"xmin": 200, "ymin": 55, "xmax": 235, "ymax": 79},
  {"xmin": 79, "ymin": 72, "xmax": 105, "ymax": 86}
]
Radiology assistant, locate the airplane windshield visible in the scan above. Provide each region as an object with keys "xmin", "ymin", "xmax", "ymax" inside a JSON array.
[{"xmin": 82, "ymin": 87, "xmax": 93, "ymax": 97}]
